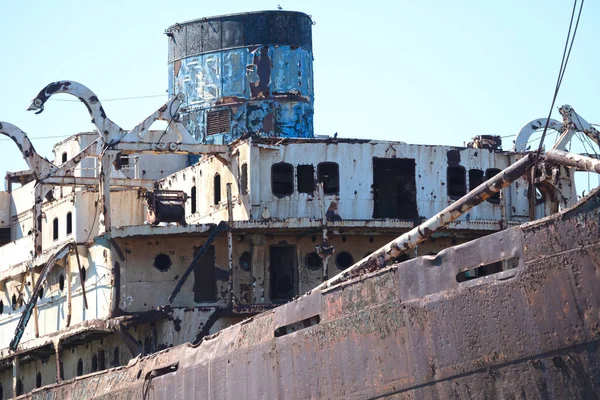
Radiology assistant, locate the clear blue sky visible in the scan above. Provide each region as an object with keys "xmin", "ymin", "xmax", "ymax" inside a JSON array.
[{"xmin": 0, "ymin": 0, "xmax": 598, "ymax": 190}]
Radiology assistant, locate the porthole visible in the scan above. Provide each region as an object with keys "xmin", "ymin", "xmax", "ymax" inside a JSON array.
[
  {"xmin": 153, "ymin": 253, "xmax": 172, "ymax": 272},
  {"xmin": 305, "ymin": 252, "xmax": 323, "ymax": 271},
  {"xmin": 335, "ymin": 251, "xmax": 354, "ymax": 270}
]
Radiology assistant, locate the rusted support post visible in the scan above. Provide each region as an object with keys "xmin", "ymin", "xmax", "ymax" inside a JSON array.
[
  {"xmin": 30, "ymin": 268, "xmax": 40, "ymax": 338},
  {"xmin": 226, "ymin": 183, "xmax": 234, "ymax": 307},
  {"xmin": 547, "ymin": 149, "xmax": 600, "ymax": 174},
  {"xmin": 12, "ymin": 356, "xmax": 19, "ymax": 397},
  {"xmin": 53, "ymin": 340, "xmax": 62, "ymax": 383},
  {"xmin": 317, "ymin": 183, "xmax": 332, "ymax": 281},
  {"xmin": 33, "ymin": 183, "xmax": 44, "ymax": 256},
  {"xmin": 99, "ymin": 152, "xmax": 114, "ymax": 234},
  {"xmin": 313, "ymin": 153, "xmax": 536, "ymax": 292}
]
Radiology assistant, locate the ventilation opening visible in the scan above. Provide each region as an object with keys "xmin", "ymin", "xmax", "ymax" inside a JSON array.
[
  {"xmin": 485, "ymin": 168, "xmax": 502, "ymax": 203},
  {"xmin": 213, "ymin": 174, "xmax": 221, "ymax": 205},
  {"xmin": 61, "ymin": 152, "xmax": 67, "ymax": 164},
  {"xmin": 153, "ymin": 254, "xmax": 172, "ymax": 272},
  {"xmin": 447, "ymin": 166, "xmax": 467, "ymax": 199},
  {"xmin": 305, "ymin": 252, "xmax": 323, "ymax": 271},
  {"xmin": 59, "ymin": 274, "xmax": 65, "ymax": 291},
  {"xmin": 270, "ymin": 245, "xmax": 296, "ymax": 302},
  {"xmin": 274, "ymin": 315, "xmax": 320, "ymax": 337},
  {"xmin": 112, "ymin": 347, "xmax": 120, "ymax": 367},
  {"xmin": 239, "ymin": 251, "xmax": 252, "ymax": 272},
  {"xmin": 36, "ymin": 371, "xmax": 42, "ymax": 388},
  {"xmin": 317, "ymin": 162, "xmax": 339, "ymax": 195},
  {"xmin": 206, "ymin": 109, "xmax": 231, "ymax": 136},
  {"xmin": 53, "ymin": 217, "xmax": 59, "ymax": 241},
  {"xmin": 15, "ymin": 378, "xmax": 22, "ymax": 396},
  {"xmin": 193, "ymin": 245, "xmax": 216, "ymax": 302},
  {"xmin": 456, "ymin": 257, "xmax": 519, "ymax": 282},
  {"xmin": 66, "ymin": 212, "xmax": 73, "ymax": 235},
  {"xmin": 271, "ymin": 163, "xmax": 294, "ymax": 197},
  {"xmin": 335, "ymin": 251, "xmax": 354, "ymax": 270},
  {"xmin": 469, "ymin": 169, "xmax": 485, "ymax": 191},
  {"xmin": 190, "ymin": 186, "xmax": 197, "ymax": 214},
  {"xmin": 91, "ymin": 353, "xmax": 98, "ymax": 373},
  {"xmin": 240, "ymin": 163, "xmax": 248, "ymax": 195},
  {"xmin": 373, "ymin": 158, "xmax": 418, "ymax": 219},
  {"xmin": 77, "ymin": 358, "xmax": 83, "ymax": 376},
  {"xmin": 297, "ymin": 164, "xmax": 315, "ymax": 194}
]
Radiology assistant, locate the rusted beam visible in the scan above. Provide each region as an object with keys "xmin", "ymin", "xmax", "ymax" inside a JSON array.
[
  {"xmin": 168, "ymin": 221, "xmax": 229, "ymax": 304},
  {"xmin": 313, "ymin": 153, "xmax": 536, "ymax": 292},
  {"xmin": 227, "ymin": 184, "xmax": 234, "ymax": 307},
  {"xmin": 547, "ymin": 149, "xmax": 600, "ymax": 174}
]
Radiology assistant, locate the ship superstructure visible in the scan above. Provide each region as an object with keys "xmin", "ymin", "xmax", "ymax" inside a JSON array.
[{"xmin": 0, "ymin": 10, "xmax": 596, "ymax": 399}]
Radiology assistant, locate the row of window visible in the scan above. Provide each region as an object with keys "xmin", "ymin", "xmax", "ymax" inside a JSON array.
[
  {"xmin": 52, "ymin": 212, "xmax": 73, "ymax": 241},
  {"xmin": 272, "ymin": 162, "xmax": 340, "ymax": 197},
  {"xmin": 447, "ymin": 166, "xmax": 502, "ymax": 202}
]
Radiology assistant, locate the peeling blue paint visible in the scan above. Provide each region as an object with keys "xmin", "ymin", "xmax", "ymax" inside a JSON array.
[{"xmin": 170, "ymin": 45, "xmax": 314, "ymax": 144}]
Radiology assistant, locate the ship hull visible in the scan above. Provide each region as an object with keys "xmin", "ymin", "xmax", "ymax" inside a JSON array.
[{"xmin": 29, "ymin": 191, "xmax": 600, "ymax": 399}]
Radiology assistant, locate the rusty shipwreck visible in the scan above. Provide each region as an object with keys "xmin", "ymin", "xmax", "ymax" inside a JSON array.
[{"xmin": 0, "ymin": 10, "xmax": 598, "ymax": 400}]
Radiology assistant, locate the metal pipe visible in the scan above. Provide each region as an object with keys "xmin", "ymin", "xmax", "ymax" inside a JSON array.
[
  {"xmin": 312, "ymin": 153, "xmax": 536, "ymax": 292},
  {"xmin": 547, "ymin": 149, "xmax": 600, "ymax": 174},
  {"xmin": 227, "ymin": 183, "xmax": 234, "ymax": 307}
]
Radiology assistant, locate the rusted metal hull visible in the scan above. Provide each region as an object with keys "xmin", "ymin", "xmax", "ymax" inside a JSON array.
[{"xmin": 26, "ymin": 189, "xmax": 600, "ymax": 399}]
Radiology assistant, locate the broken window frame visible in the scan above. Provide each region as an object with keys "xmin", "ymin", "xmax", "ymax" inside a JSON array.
[
  {"xmin": 317, "ymin": 162, "xmax": 340, "ymax": 195},
  {"xmin": 297, "ymin": 164, "xmax": 315, "ymax": 194},
  {"xmin": 485, "ymin": 168, "xmax": 502, "ymax": 204},
  {"xmin": 447, "ymin": 165, "xmax": 467, "ymax": 199},
  {"xmin": 271, "ymin": 162, "xmax": 294, "ymax": 197}
]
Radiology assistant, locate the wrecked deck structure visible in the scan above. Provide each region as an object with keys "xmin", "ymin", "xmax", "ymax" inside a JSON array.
[{"xmin": 0, "ymin": 9, "xmax": 597, "ymax": 399}]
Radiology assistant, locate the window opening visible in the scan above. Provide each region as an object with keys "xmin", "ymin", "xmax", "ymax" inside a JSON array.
[
  {"xmin": 77, "ymin": 358, "xmax": 83, "ymax": 376},
  {"xmin": 270, "ymin": 245, "xmax": 296, "ymax": 301},
  {"xmin": 0, "ymin": 300, "xmax": 3, "ymax": 314},
  {"xmin": 271, "ymin": 163, "xmax": 294, "ymax": 196},
  {"xmin": 112, "ymin": 347, "xmax": 120, "ymax": 367},
  {"xmin": 11, "ymin": 294, "xmax": 17, "ymax": 309},
  {"xmin": 193, "ymin": 245, "xmax": 216, "ymax": 302},
  {"xmin": 15, "ymin": 379, "xmax": 22, "ymax": 396},
  {"xmin": 456, "ymin": 257, "xmax": 519, "ymax": 282},
  {"xmin": 317, "ymin": 162, "xmax": 339, "ymax": 195},
  {"xmin": 214, "ymin": 174, "xmax": 221, "ymax": 205},
  {"xmin": 239, "ymin": 251, "xmax": 252, "ymax": 272},
  {"xmin": 59, "ymin": 274, "xmax": 65, "ymax": 291},
  {"xmin": 447, "ymin": 166, "xmax": 467, "ymax": 199},
  {"xmin": 61, "ymin": 152, "xmax": 67, "ymax": 164},
  {"xmin": 98, "ymin": 349, "xmax": 105, "ymax": 371},
  {"xmin": 485, "ymin": 168, "xmax": 502, "ymax": 203},
  {"xmin": 469, "ymin": 169, "xmax": 484, "ymax": 191},
  {"xmin": 305, "ymin": 252, "xmax": 323, "ymax": 271},
  {"xmin": 53, "ymin": 217, "xmax": 59, "ymax": 241},
  {"xmin": 36, "ymin": 372, "xmax": 42, "ymax": 388},
  {"xmin": 297, "ymin": 164, "xmax": 315, "ymax": 194},
  {"xmin": 240, "ymin": 164, "xmax": 248, "ymax": 195},
  {"xmin": 91, "ymin": 353, "xmax": 98, "ymax": 372},
  {"xmin": 335, "ymin": 251, "xmax": 354, "ymax": 270},
  {"xmin": 66, "ymin": 212, "xmax": 73, "ymax": 235},
  {"xmin": 190, "ymin": 186, "xmax": 197, "ymax": 214},
  {"xmin": 373, "ymin": 158, "xmax": 419, "ymax": 219}
]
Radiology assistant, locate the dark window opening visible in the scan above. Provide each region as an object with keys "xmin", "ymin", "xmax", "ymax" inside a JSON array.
[
  {"xmin": 305, "ymin": 252, "xmax": 322, "ymax": 271},
  {"xmin": 77, "ymin": 358, "xmax": 83, "ymax": 376},
  {"xmin": 335, "ymin": 251, "xmax": 354, "ymax": 270},
  {"xmin": 190, "ymin": 186, "xmax": 197, "ymax": 214},
  {"xmin": 193, "ymin": 245, "xmax": 216, "ymax": 302},
  {"xmin": 373, "ymin": 158, "xmax": 419, "ymax": 219},
  {"xmin": 485, "ymin": 168, "xmax": 502, "ymax": 203},
  {"xmin": 36, "ymin": 371, "xmax": 42, "ymax": 388},
  {"xmin": 120, "ymin": 155, "xmax": 130, "ymax": 167},
  {"xmin": 53, "ymin": 218, "xmax": 59, "ymax": 241},
  {"xmin": 206, "ymin": 109, "xmax": 231, "ymax": 136},
  {"xmin": 81, "ymin": 267, "xmax": 86, "ymax": 282},
  {"xmin": 11, "ymin": 294, "xmax": 17, "ymax": 309},
  {"xmin": 0, "ymin": 300, "xmax": 3, "ymax": 314},
  {"xmin": 144, "ymin": 337, "xmax": 153, "ymax": 355},
  {"xmin": 0, "ymin": 383, "xmax": 3, "ymax": 400},
  {"xmin": 456, "ymin": 257, "xmax": 519, "ymax": 282},
  {"xmin": 61, "ymin": 152, "xmax": 67, "ymax": 164},
  {"xmin": 91, "ymin": 353, "xmax": 98, "ymax": 372},
  {"xmin": 469, "ymin": 169, "xmax": 485, "ymax": 191},
  {"xmin": 15, "ymin": 379, "xmax": 22, "ymax": 396},
  {"xmin": 97, "ymin": 349, "xmax": 105, "ymax": 371},
  {"xmin": 317, "ymin": 162, "xmax": 339, "ymax": 195},
  {"xmin": 59, "ymin": 274, "xmax": 65, "ymax": 291},
  {"xmin": 239, "ymin": 251, "xmax": 252, "ymax": 272},
  {"xmin": 240, "ymin": 164, "xmax": 248, "ymax": 195},
  {"xmin": 112, "ymin": 347, "xmax": 120, "ymax": 367},
  {"xmin": 394, "ymin": 253, "xmax": 412, "ymax": 263},
  {"xmin": 447, "ymin": 166, "xmax": 467, "ymax": 199},
  {"xmin": 154, "ymin": 253, "xmax": 172, "ymax": 272},
  {"xmin": 214, "ymin": 174, "xmax": 221, "ymax": 205},
  {"xmin": 39, "ymin": 288, "xmax": 43, "ymax": 299},
  {"xmin": 59, "ymin": 361, "xmax": 64, "ymax": 381},
  {"xmin": 66, "ymin": 212, "xmax": 73, "ymax": 235},
  {"xmin": 274, "ymin": 315, "xmax": 320, "ymax": 337},
  {"xmin": 271, "ymin": 163, "xmax": 294, "ymax": 196},
  {"xmin": 297, "ymin": 164, "xmax": 315, "ymax": 194},
  {"xmin": 270, "ymin": 245, "xmax": 296, "ymax": 302}
]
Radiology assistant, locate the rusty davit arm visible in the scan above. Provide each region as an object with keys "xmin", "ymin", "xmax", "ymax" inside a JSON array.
[{"xmin": 312, "ymin": 153, "xmax": 537, "ymax": 292}]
